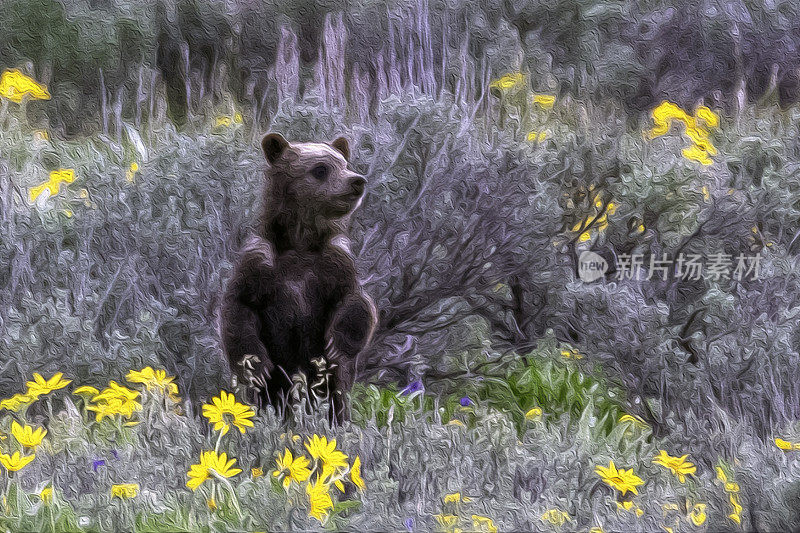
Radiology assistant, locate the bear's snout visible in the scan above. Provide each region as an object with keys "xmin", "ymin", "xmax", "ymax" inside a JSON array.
[{"xmin": 349, "ymin": 176, "xmax": 366, "ymax": 196}]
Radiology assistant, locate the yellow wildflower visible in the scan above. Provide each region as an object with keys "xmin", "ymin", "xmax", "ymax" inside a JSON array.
[
  {"xmin": 728, "ymin": 493, "xmax": 743, "ymax": 524},
  {"xmin": 126, "ymin": 367, "xmax": 179, "ymax": 397},
  {"xmin": 595, "ymin": 461, "xmax": 644, "ymax": 495},
  {"xmin": 725, "ymin": 482, "xmax": 740, "ymax": 493},
  {"xmin": 526, "ymin": 131, "xmax": 548, "ymax": 142},
  {"xmin": 87, "ymin": 399, "xmax": 140, "ymax": 421},
  {"xmin": 617, "ymin": 500, "xmax": 634, "ymax": 512},
  {"xmin": 648, "ymin": 101, "xmax": 686, "ymax": 137},
  {"xmin": 40, "ymin": 487, "xmax": 53, "ymax": 504},
  {"xmin": 272, "ymin": 449, "xmax": 312, "ymax": 489},
  {"xmin": 690, "ymin": 503, "xmax": 707, "ymax": 526},
  {"xmin": 541, "ymin": 509, "xmax": 571, "ymax": 526},
  {"xmin": 11, "ymin": 421, "xmax": 46, "ymax": 448},
  {"xmin": 0, "ymin": 394, "xmax": 34, "ymax": 412},
  {"xmin": 0, "ymin": 69, "xmax": 50, "ymax": 103},
  {"xmin": 186, "ymin": 451, "xmax": 242, "ymax": 491},
  {"xmin": 444, "ymin": 492, "xmax": 462, "ymax": 503},
  {"xmin": 110, "ymin": 483, "xmax": 139, "ymax": 499},
  {"xmin": 350, "ymin": 455, "xmax": 365, "ymax": 491},
  {"xmin": 26, "ymin": 372, "xmax": 72, "ymax": 398},
  {"xmin": 88, "ymin": 381, "xmax": 142, "ymax": 421},
  {"xmin": 489, "ymin": 73, "xmax": 525, "ymax": 92},
  {"xmin": 251, "ymin": 467, "xmax": 263, "ymax": 478},
  {"xmin": 648, "ymin": 101, "xmax": 719, "ymax": 165},
  {"xmin": 532, "ymin": 94, "xmax": 555, "ymax": 108},
  {"xmin": 126, "ymin": 162, "xmax": 139, "ymax": 182},
  {"xmin": 471, "ymin": 515, "xmax": 498, "ymax": 533},
  {"xmin": 525, "ymin": 407, "xmax": 543, "ymax": 420},
  {"xmin": 306, "ymin": 478, "xmax": 334, "ymax": 523},
  {"xmin": 434, "ymin": 514, "xmax": 459, "ymax": 530},
  {"xmin": 619, "ymin": 414, "xmax": 649, "ymax": 430},
  {"xmin": 775, "ymin": 438, "xmax": 794, "ymax": 450},
  {"xmin": 202, "ymin": 390, "xmax": 255, "ymax": 436},
  {"xmin": 215, "ymin": 116, "xmax": 232, "ymax": 128},
  {"xmin": 695, "ymin": 105, "xmax": 719, "ymax": 128},
  {"xmin": 305, "ymin": 435, "xmax": 348, "ymax": 472},
  {"xmin": 73, "ymin": 386, "xmax": 100, "ymax": 397},
  {"xmin": 684, "ymin": 126, "xmax": 717, "ymax": 154},
  {"xmin": 0, "ymin": 451, "xmax": 35, "ymax": 472},
  {"xmin": 652, "ymin": 450, "xmax": 696, "ymax": 483},
  {"xmin": 29, "ymin": 170, "xmax": 77, "ymax": 204},
  {"xmin": 560, "ymin": 348, "xmax": 583, "ymax": 359},
  {"xmin": 682, "ymin": 145, "xmax": 713, "ymax": 166}
]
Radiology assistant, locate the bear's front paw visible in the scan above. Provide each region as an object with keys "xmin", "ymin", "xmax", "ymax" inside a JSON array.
[
  {"xmin": 237, "ymin": 353, "xmax": 274, "ymax": 390},
  {"xmin": 241, "ymin": 235, "xmax": 276, "ymax": 270}
]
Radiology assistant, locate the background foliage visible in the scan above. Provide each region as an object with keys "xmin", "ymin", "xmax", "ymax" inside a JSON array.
[{"xmin": 2, "ymin": 0, "xmax": 800, "ymax": 530}]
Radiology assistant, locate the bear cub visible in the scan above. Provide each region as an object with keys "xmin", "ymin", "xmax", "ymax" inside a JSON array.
[{"xmin": 221, "ymin": 133, "xmax": 376, "ymax": 424}]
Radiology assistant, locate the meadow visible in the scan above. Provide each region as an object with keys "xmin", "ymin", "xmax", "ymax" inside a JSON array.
[{"xmin": 4, "ymin": 0, "xmax": 800, "ymax": 531}]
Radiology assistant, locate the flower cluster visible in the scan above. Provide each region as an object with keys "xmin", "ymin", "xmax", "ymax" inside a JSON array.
[
  {"xmin": 0, "ymin": 69, "xmax": 50, "ymax": 103},
  {"xmin": 716, "ymin": 463, "xmax": 743, "ymax": 525},
  {"xmin": 432, "ymin": 491, "xmax": 497, "ymax": 533},
  {"xmin": 0, "ymin": 373, "xmax": 69, "ymax": 478},
  {"xmin": 84, "ymin": 382, "xmax": 142, "ymax": 422},
  {"xmin": 269, "ymin": 434, "xmax": 365, "ymax": 523},
  {"xmin": 648, "ymin": 100, "xmax": 720, "ymax": 165},
  {"xmin": 29, "ymin": 169, "xmax": 76, "ymax": 204},
  {"xmin": 489, "ymin": 72, "xmax": 557, "ymax": 143},
  {"xmin": 774, "ymin": 437, "xmax": 800, "ymax": 451},
  {"xmin": 594, "ymin": 451, "xmax": 747, "ymax": 529},
  {"xmin": 1, "ymin": 372, "xmax": 72, "ymax": 413},
  {"xmin": 568, "ymin": 185, "xmax": 617, "ymax": 243},
  {"xmin": 183, "ymin": 390, "xmax": 255, "ymax": 515},
  {"xmin": 126, "ymin": 367, "xmax": 179, "ymax": 400}
]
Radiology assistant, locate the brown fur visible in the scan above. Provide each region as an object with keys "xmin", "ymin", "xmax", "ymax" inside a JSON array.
[{"xmin": 221, "ymin": 133, "xmax": 376, "ymax": 424}]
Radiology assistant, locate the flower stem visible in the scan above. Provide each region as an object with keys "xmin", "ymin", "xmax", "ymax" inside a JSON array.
[
  {"xmin": 211, "ymin": 472, "xmax": 242, "ymax": 519},
  {"xmin": 48, "ymin": 500, "xmax": 55, "ymax": 533},
  {"xmin": 214, "ymin": 430, "xmax": 224, "ymax": 454},
  {"xmin": 2, "ymin": 473, "xmax": 8, "ymax": 515}
]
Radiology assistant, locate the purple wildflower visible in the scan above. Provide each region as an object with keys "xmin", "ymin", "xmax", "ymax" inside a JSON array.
[
  {"xmin": 92, "ymin": 459, "xmax": 106, "ymax": 472},
  {"xmin": 460, "ymin": 396, "xmax": 472, "ymax": 407},
  {"xmin": 404, "ymin": 518, "xmax": 414, "ymax": 531},
  {"xmin": 400, "ymin": 380, "xmax": 423, "ymax": 395}
]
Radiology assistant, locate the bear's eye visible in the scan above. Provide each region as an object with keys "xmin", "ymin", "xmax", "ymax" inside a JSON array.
[{"xmin": 310, "ymin": 164, "xmax": 329, "ymax": 181}]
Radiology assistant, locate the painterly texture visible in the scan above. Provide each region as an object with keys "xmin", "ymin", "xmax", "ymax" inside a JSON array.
[{"xmin": 1, "ymin": 0, "xmax": 800, "ymax": 531}]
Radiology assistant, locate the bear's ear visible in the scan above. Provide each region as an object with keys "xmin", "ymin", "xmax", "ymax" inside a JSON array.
[
  {"xmin": 331, "ymin": 137, "xmax": 350, "ymax": 162},
  {"xmin": 262, "ymin": 133, "xmax": 289, "ymax": 164}
]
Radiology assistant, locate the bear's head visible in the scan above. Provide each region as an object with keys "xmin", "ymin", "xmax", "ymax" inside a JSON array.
[{"xmin": 260, "ymin": 133, "xmax": 367, "ymax": 249}]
